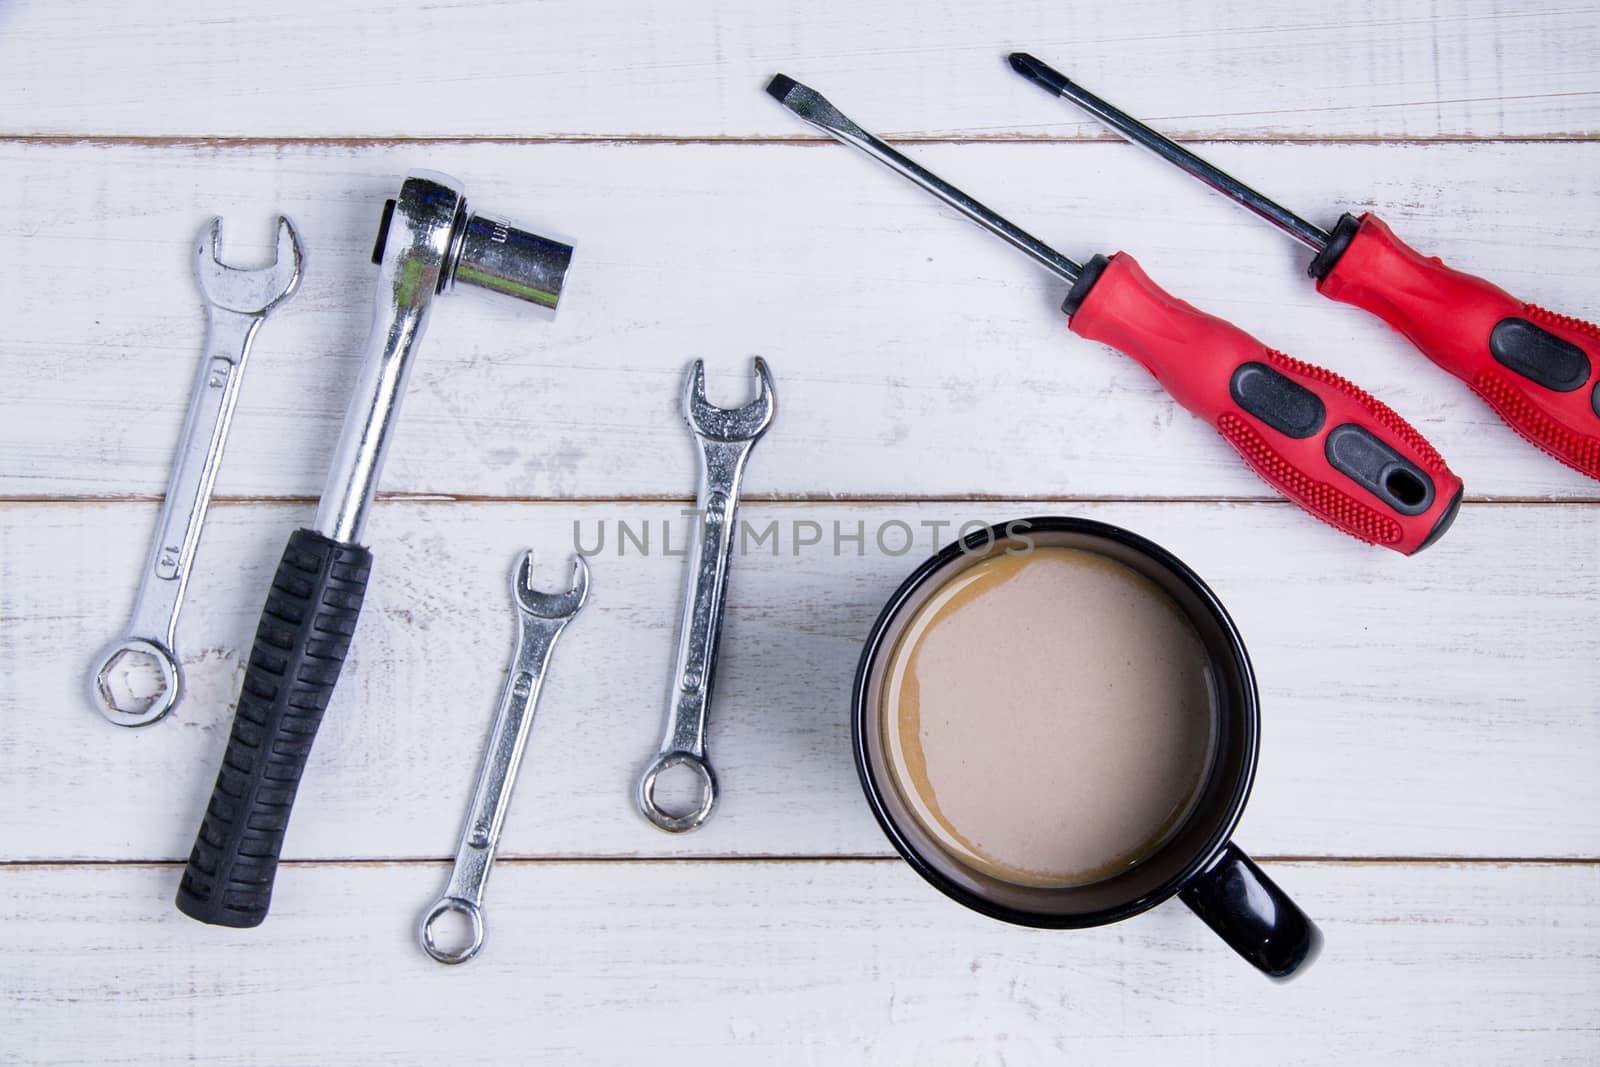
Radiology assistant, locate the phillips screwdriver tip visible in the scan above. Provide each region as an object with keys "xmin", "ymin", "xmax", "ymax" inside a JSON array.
[
  {"xmin": 1004, "ymin": 52, "xmax": 1333, "ymax": 251},
  {"xmin": 1007, "ymin": 52, "xmax": 1069, "ymax": 95}
]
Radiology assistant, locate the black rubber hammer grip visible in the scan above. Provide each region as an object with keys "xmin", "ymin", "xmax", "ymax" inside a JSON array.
[{"xmin": 176, "ymin": 529, "xmax": 371, "ymax": 928}]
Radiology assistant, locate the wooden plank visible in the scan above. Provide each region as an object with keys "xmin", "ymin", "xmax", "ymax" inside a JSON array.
[
  {"xmin": 3, "ymin": 859, "xmax": 1596, "ymax": 1064},
  {"xmin": 7, "ymin": 498, "xmax": 1596, "ymax": 864},
  {"xmin": 2, "ymin": 1, "xmax": 1598, "ymax": 139},
  {"xmin": 6, "ymin": 140, "xmax": 1600, "ymax": 502}
]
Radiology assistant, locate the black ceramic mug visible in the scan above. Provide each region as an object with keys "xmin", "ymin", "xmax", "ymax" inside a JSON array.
[{"xmin": 852, "ymin": 516, "xmax": 1321, "ymax": 979}]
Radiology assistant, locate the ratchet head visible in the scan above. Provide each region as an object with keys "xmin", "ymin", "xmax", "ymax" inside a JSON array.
[
  {"xmin": 193, "ymin": 215, "xmax": 304, "ymax": 314},
  {"xmin": 513, "ymin": 552, "xmax": 590, "ymax": 620},
  {"xmin": 369, "ymin": 173, "xmax": 574, "ymax": 311},
  {"xmin": 683, "ymin": 357, "xmax": 777, "ymax": 443}
]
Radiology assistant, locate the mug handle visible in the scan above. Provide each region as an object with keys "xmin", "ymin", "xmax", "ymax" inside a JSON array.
[{"xmin": 1179, "ymin": 843, "xmax": 1323, "ymax": 980}]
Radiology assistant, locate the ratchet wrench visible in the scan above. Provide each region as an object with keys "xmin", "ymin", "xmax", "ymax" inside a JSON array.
[
  {"xmin": 637, "ymin": 358, "xmax": 776, "ymax": 833},
  {"xmin": 89, "ymin": 216, "xmax": 303, "ymax": 727},
  {"xmin": 420, "ymin": 552, "xmax": 589, "ymax": 964},
  {"xmin": 177, "ymin": 173, "xmax": 574, "ymax": 928}
]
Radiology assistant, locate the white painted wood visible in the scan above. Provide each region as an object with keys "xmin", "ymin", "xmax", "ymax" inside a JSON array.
[
  {"xmin": 3, "ymin": 860, "xmax": 1596, "ymax": 1064},
  {"xmin": 8, "ymin": 498, "xmax": 1596, "ymax": 864},
  {"xmin": 3, "ymin": 1, "xmax": 1599, "ymax": 139},
  {"xmin": 2, "ymin": 4, "xmax": 1596, "ymax": 1057},
  {"xmin": 6, "ymin": 141, "xmax": 1600, "ymax": 501}
]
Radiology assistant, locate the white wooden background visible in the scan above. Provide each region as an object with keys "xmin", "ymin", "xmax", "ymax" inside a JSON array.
[{"xmin": 3, "ymin": 2, "xmax": 1599, "ymax": 1063}]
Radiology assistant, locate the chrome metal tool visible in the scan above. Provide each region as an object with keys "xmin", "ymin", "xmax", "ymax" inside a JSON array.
[
  {"xmin": 177, "ymin": 171, "xmax": 575, "ymax": 928},
  {"xmin": 90, "ymin": 216, "xmax": 302, "ymax": 727},
  {"xmin": 637, "ymin": 358, "xmax": 776, "ymax": 833},
  {"xmin": 420, "ymin": 552, "xmax": 589, "ymax": 965}
]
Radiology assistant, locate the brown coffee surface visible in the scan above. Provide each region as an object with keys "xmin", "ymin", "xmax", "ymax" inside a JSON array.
[{"xmin": 882, "ymin": 547, "xmax": 1216, "ymax": 888}]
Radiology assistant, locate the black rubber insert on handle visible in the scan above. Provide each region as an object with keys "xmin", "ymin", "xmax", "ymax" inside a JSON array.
[
  {"xmin": 1229, "ymin": 361, "xmax": 1326, "ymax": 439},
  {"xmin": 1489, "ymin": 317, "xmax": 1591, "ymax": 391},
  {"xmin": 1324, "ymin": 424, "xmax": 1436, "ymax": 516},
  {"xmin": 176, "ymin": 528, "xmax": 371, "ymax": 928}
]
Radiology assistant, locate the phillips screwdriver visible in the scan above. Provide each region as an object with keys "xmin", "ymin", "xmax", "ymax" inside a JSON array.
[
  {"xmin": 766, "ymin": 74, "xmax": 1462, "ymax": 553},
  {"xmin": 1009, "ymin": 51, "xmax": 1600, "ymax": 483}
]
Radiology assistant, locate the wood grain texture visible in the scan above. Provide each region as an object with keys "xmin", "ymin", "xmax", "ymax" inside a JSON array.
[
  {"xmin": 4, "ymin": 2, "xmax": 1598, "ymax": 1057},
  {"xmin": 1, "ymin": 0, "xmax": 1598, "ymax": 140},
  {"xmin": 7, "ymin": 141, "xmax": 1600, "ymax": 502},
  {"xmin": 4, "ymin": 860, "xmax": 1597, "ymax": 1065},
  {"xmin": 8, "ymin": 499, "xmax": 1596, "ymax": 864}
]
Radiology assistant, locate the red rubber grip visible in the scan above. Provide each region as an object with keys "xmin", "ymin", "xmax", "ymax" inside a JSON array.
[
  {"xmin": 1317, "ymin": 213, "xmax": 1600, "ymax": 480},
  {"xmin": 1069, "ymin": 252, "xmax": 1463, "ymax": 554}
]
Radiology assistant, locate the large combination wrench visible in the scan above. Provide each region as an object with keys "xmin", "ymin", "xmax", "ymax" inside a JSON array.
[
  {"xmin": 637, "ymin": 358, "xmax": 776, "ymax": 832},
  {"xmin": 420, "ymin": 552, "xmax": 589, "ymax": 964},
  {"xmin": 89, "ymin": 216, "xmax": 303, "ymax": 727}
]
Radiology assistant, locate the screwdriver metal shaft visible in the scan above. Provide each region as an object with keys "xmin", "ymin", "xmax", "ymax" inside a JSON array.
[
  {"xmin": 1007, "ymin": 53, "xmax": 1332, "ymax": 253},
  {"xmin": 766, "ymin": 75, "xmax": 1083, "ymax": 283}
]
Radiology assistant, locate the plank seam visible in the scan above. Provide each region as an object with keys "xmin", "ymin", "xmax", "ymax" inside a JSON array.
[
  {"xmin": 4, "ymin": 494, "xmax": 1598, "ymax": 507},
  {"xmin": 4, "ymin": 134, "xmax": 1599, "ymax": 149},
  {"xmin": 3, "ymin": 855, "xmax": 1596, "ymax": 870}
]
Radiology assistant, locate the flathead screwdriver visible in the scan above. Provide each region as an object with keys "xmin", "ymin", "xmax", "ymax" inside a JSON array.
[
  {"xmin": 766, "ymin": 74, "xmax": 1462, "ymax": 553},
  {"xmin": 1009, "ymin": 51, "xmax": 1600, "ymax": 482}
]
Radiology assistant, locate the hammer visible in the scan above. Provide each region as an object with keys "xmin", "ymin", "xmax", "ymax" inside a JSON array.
[{"xmin": 176, "ymin": 171, "xmax": 574, "ymax": 928}]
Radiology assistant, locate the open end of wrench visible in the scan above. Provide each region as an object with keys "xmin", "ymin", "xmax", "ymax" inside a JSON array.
[
  {"xmin": 89, "ymin": 637, "xmax": 182, "ymax": 727},
  {"xmin": 193, "ymin": 215, "xmax": 304, "ymax": 314},
  {"xmin": 514, "ymin": 552, "xmax": 590, "ymax": 619},
  {"xmin": 683, "ymin": 357, "xmax": 777, "ymax": 442},
  {"xmin": 419, "ymin": 896, "xmax": 485, "ymax": 965},
  {"xmin": 637, "ymin": 751, "xmax": 718, "ymax": 833}
]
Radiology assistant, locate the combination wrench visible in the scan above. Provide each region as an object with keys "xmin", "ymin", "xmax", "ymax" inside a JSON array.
[
  {"xmin": 89, "ymin": 216, "xmax": 303, "ymax": 727},
  {"xmin": 420, "ymin": 552, "xmax": 589, "ymax": 965},
  {"xmin": 637, "ymin": 358, "xmax": 776, "ymax": 833}
]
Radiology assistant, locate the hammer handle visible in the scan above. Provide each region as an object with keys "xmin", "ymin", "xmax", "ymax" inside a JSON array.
[{"xmin": 176, "ymin": 528, "xmax": 371, "ymax": 928}]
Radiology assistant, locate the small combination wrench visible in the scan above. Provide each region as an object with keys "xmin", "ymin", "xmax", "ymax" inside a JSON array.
[
  {"xmin": 637, "ymin": 358, "xmax": 776, "ymax": 832},
  {"xmin": 420, "ymin": 553, "xmax": 590, "ymax": 965},
  {"xmin": 89, "ymin": 216, "xmax": 303, "ymax": 727}
]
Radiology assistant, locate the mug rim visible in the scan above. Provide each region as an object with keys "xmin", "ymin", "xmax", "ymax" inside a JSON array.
[{"xmin": 851, "ymin": 515, "xmax": 1260, "ymax": 930}]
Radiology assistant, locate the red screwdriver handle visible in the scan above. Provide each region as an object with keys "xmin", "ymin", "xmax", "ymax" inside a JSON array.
[
  {"xmin": 1067, "ymin": 252, "xmax": 1463, "ymax": 554},
  {"xmin": 1314, "ymin": 213, "xmax": 1600, "ymax": 481}
]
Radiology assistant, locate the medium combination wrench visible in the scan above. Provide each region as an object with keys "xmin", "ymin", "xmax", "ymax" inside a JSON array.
[
  {"xmin": 419, "ymin": 552, "xmax": 589, "ymax": 964},
  {"xmin": 89, "ymin": 216, "xmax": 303, "ymax": 727},
  {"xmin": 637, "ymin": 358, "xmax": 776, "ymax": 832}
]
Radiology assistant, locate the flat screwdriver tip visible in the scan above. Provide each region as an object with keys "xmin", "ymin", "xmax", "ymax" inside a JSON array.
[
  {"xmin": 763, "ymin": 73, "xmax": 857, "ymax": 137},
  {"xmin": 765, "ymin": 73, "xmax": 798, "ymax": 103}
]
